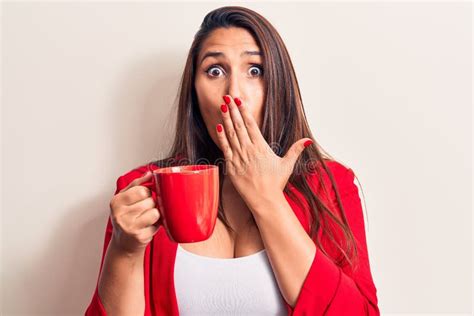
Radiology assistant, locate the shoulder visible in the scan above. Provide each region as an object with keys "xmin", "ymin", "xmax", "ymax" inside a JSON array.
[
  {"xmin": 324, "ymin": 159, "xmax": 356, "ymax": 190},
  {"xmin": 323, "ymin": 159, "xmax": 353, "ymax": 178},
  {"xmin": 305, "ymin": 159, "xmax": 357, "ymax": 202},
  {"xmin": 113, "ymin": 162, "xmax": 155, "ymax": 194}
]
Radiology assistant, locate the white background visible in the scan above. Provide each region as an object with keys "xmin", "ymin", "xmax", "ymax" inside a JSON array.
[{"xmin": 1, "ymin": 1, "xmax": 472, "ymax": 315}]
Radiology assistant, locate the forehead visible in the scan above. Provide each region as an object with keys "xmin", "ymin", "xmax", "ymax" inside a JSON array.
[{"xmin": 199, "ymin": 27, "xmax": 260, "ymax": 57}]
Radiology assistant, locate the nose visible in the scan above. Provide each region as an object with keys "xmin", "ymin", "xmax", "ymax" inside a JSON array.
[{"xmin": 226, "ymin": 72, "xmax": 242, "ymax": 101}]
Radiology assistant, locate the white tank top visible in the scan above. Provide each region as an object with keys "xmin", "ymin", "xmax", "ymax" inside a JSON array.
[{"xmin": 174, "ymin": 244, "xmax": 288, "ymax": 315}]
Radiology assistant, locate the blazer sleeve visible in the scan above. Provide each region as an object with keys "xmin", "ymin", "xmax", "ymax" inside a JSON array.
[
  {"xmin": 289, "ymin": 166, "xmax": 380, "ymax": 316},
  {"xmin": 84, "ymin": 170, "xmax": 154, "ymax": 316}
]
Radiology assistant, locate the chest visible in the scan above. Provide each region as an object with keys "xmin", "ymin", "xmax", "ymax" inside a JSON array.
[{"xmin": 173, "ymin": 243, "xmax": 287, "ymax": 316}]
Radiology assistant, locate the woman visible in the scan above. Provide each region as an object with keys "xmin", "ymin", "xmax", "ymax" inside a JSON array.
[{"xmin": 85, "ymin": 6, "xmax": 380, "ymax": 316}]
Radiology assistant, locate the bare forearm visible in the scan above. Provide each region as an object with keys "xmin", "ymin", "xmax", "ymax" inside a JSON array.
[
  {"xmin": 97, "ymin": 237, "xmax": 146, "ymax": 315},
  {"xmin": 251, "ymin": 192, "xmax": 316, "ymax": 307}
]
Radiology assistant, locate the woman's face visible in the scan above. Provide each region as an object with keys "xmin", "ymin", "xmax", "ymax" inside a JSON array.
[{"xmin": 194, "ymin": 27, "xmax": 265, "ymax": 152}]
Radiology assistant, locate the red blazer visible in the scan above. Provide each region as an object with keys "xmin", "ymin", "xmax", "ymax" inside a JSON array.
[{"xmin": 85, "ymin": 160, "xmax": 380, "ymax": 315}]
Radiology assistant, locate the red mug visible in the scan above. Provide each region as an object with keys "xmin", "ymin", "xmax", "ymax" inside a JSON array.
[{"xmin": 148, "ymin": 163, "xmax": 220, "ymax": 243}]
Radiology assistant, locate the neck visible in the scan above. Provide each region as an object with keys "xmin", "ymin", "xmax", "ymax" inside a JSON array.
[
  {"xmin": 221, "ymin": 175, "xmax": 255, "ymax": 233},
  {"xmin": 222, "ymin": 175, "xmax": 238, "ymax": 196}
]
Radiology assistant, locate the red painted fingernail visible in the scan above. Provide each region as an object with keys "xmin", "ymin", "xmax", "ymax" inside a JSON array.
[
  {"xmin": 216, "ymin": 124, "xmax": 223, "ymax": 132},
  {"xmin": 234, "ymin": 97, "xmax": 242, "ymax": 106},
  {"xmin": 223, "ymin": 95, "xmax": 231, "ymax": 104},
  {"xmin": 220, "ymin": 103, "xmax": 228, "ymax": 113},
  {"xmin": 304, "ymin": 140, "xmax": 313, "ymax": 148}
]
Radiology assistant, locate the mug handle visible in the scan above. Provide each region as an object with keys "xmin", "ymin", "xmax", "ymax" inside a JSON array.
[{"xmin": 147, "ymin": 162, "xmax": 164, "ymax": 228}]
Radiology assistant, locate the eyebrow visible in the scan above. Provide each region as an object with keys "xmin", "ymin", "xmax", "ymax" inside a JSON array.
[{"xmin": 199, "ymin": 50, "xmax": 262, "ymax": 65}]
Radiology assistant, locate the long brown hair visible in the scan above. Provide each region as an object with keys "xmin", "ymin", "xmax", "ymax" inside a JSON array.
[{"xmin": 151, "ymin": 6, "xmax": 367, "ymax": 271}]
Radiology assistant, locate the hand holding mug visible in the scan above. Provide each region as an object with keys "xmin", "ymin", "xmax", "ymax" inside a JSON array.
[{"xmin": 108, "ymin": 171, "xmax": 161, "ymax": 255}]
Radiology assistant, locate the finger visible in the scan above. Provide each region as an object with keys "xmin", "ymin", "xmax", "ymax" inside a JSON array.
[
  {"xmin": 142, "ymin": 224, "xmax": 159, "ymax": 238},
  {"xmin": 220, "ymin": 98, "xmax": 241, "ymax": 153},
  {"xmin": 135, "ymin": 208, "xmax": 161, "ymax": 229},
  {"xmin": 283, "ymin": 138, "xmax": 313, "ymax": 172},
  {"xmin": 216, "ymin": 123, "xmax": 233, "ymax": 160},
  {"xmin": 119, "ymin": 185, "xmax": 152, "ymax": 206},
  {"xmin": 136, "ymin": 224, "xmax": 159, "ymax": 243},
  {"xmin": 234, "ymin": 97, "xmax": 266, "ymax": 145},
  {"xmin": 224, "ymin": 95, "xmax": 252, "ymax": 147},
  {"xmin": 129, "ymin": 196, "xmax": 155, "ymax": 214}
]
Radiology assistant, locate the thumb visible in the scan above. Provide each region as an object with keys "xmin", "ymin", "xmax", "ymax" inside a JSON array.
[
  {"xmin": 122, "ymin": 171, "xmax": 153, "ymax": 192},
  {"xmin": 283, "ymin": 138, "xmax": 313, "ymax": 166}
]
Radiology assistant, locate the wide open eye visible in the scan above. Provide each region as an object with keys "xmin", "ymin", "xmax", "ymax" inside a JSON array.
[
  {"xmin": 205, "ymin": 65, "xmax": 224, "ymax": 78},
  {"xmin": 248, "ymin": 65, "xmax": 263, "ymax": 77}
]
